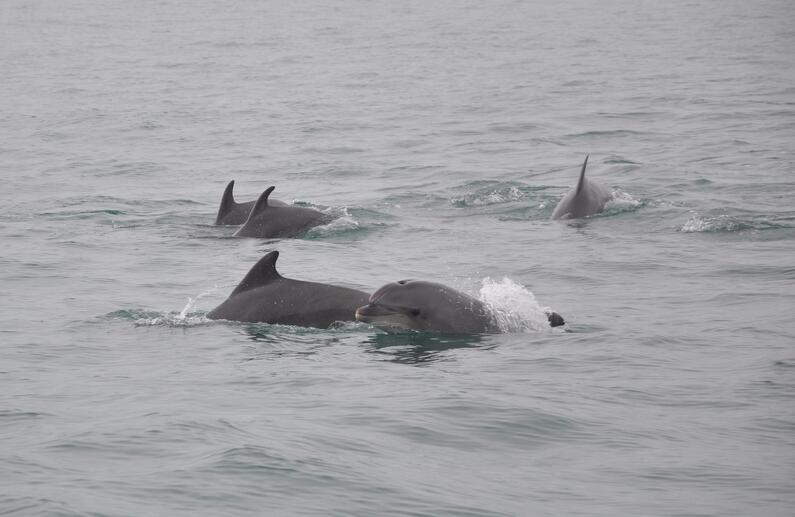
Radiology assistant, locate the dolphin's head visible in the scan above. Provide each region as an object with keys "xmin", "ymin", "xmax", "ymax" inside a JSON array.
[
  {"xmin": 355, "ymin": 280, "xmax": 495, "ymax": 334},
  {"xmin": 357, "ymin": 280, "xmax": 567, "ymax": 333},
  {"xmin": 355, "ymin": 280, "xmax": 431, "ymax": 332}
]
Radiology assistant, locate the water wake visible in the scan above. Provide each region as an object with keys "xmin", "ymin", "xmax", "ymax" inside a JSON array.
[
  {"xmin": 604, "ymin": 189, "xmax": 643, "ymax": 214},
  {"xmin": 679, "ymin": 211, "xmax": 789, "ymax": 233},
  {"xmin": 308, "ymin": 206, "xmax": 360, "ymax": 236},
  {"xmin": 105, "ymin": 289, "xmax": 220, "ymax": 327},
  {"xmin": 451, "ymin": 183, "xmax": 526, "ymax": 208}
]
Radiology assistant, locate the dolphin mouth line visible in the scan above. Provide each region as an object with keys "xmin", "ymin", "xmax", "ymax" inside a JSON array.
[
  {"xmin": 355, "ymin": 303, "xmax": 414, "ymax": 332},
  {"xmin": 355, "ymin": 303, "xmax": 397, "ymax": 321}
]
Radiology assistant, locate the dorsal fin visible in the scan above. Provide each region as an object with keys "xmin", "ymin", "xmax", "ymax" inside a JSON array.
[
  {"xmin": 231, "ymin": 251, "xmax": 282, "ymax": 295},
  {"xmin": 250, "ymin": 186, "xmax": 276, "ymax": 217},
  {"xmin": 575, "ymin": 154, "xmax": 590, "ymax": 195},
  {"xmin": 216, "ymin": 180, "xmax": 237, "ymax": 222}
]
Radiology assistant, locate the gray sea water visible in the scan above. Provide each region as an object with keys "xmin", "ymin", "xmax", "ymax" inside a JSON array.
[{"xmin": 2, "ymin": 0, "xmax": 795, "ymax": 515}]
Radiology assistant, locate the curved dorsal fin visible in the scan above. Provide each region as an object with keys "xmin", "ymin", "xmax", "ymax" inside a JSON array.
[
  {"xmin": 231, "ymin": 251, "xmax": 282, "ymax": 296},
  {"xmin": 216, "ymin": 180, "xmax": 237, "ymax": 221},
  {"xmin": 250, "ymin": 186, "xmax": 276, "ymax": 216},
  {"xmin": 575, "ymin": 154, "xmax": 589, "ymax": 195}
]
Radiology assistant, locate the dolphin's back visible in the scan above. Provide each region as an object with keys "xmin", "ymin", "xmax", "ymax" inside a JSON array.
[
  {"xmin": 207, "ymin": 251, "xmax": 369, "ymax": 327},
  {"xmin": 422, "ymin": 282, "xmax": 497, "ymax": 333},
  {"xmin": 551, "ymin": 155, "xmax": 612, "ymax": 220},
  {"xmin": 208, "ymin": 279, "xmax": 369, "ymax": 326},
  {"xmin": 234, "ymin": 187, "xmax": 330, "ymax": 238},
  {"xmin": 215, "ymin": 180, "xmax": 287, "ymax": 225}
]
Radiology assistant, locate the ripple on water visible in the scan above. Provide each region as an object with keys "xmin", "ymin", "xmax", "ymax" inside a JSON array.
[
  {"xmin": 363, "ymin": 332, "xmax": 492, "ymax": 365},
  {"xmin": 103, "ymin": 308, "xmax": 212, "ymax": 328},
  {"xmin": 424, "ymin": 396, "xmax": 589, "ymax": 450},
  {"xmin": 0, "ymin": 410, "xmax": 50, "ymax": 422},
  {"xmin": 601, "ymin": 189, "xmax": 645, "ymax": 216},
  {"xmin": 449, "ymin": 181, "xmax": 530, "ymax": 208},
  {"xmin": 305, "ymin": 206, "xmax": 394, "ymax": 241},
  {"xmin": 679, "ymin": 210, "xmax": 793, "ymax": 233}
]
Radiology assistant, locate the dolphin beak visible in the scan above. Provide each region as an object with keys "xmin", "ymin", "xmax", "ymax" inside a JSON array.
[
  {"xmin": 355, "ymin": 303, "xmax": 395, "ymax": 323},
  {"xmin": 355, "ymin": 303, "xmax": 414, "ymax": 332}
]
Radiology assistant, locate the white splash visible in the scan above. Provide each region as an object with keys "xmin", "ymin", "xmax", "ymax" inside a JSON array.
[
  {"xmin": 604, "ymin": 189, "xmax": 642, "ymax": 212},
  {"xmin": 478, "ymin": 277, "xmax": 556, "ymax": 333},
  {"xmin": 679, "ymin": 212, "xmax": 741, "ymax": 233},
  {"xmin": 309, "ymin": 206, "xmax": 360, "ymax": 236},
  {"xmin": 452, "ymin": 186, "xmax": 524, "ymax": 207},
  {"xmin": 680, "ymin": 212, "xmax": 709, "ymax": 233},
  {"xmin": 134, "ymin": 288, "xmax": 219, "ymax": 327}
]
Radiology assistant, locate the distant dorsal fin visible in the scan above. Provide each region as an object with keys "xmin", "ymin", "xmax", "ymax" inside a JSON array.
[
  {"xmin": 575, "ymin": 154, "xmax": 590, "ymax": 195},
  {"xmin": 216, "ymin": 180, "xmax": 237, "ymax": 221},
  {"xmin": 231, "ymin": 251, "xmax": 282, "ymax": 295}
]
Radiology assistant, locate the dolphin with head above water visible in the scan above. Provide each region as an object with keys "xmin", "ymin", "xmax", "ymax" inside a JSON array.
[
  {"xmin": 207, "ymin": 251, "xmax": 370, "ymax": 327},
  {"xmin": 234, "ymin": 186, "xmax": 332, "ymax": 238},
  {"xmin": 215, "ymin": 180, "xmax": 287, "ymax": 225},
  {"xmin": 355, "ymin": 280, "xmax": 565, "ymax": 334},
  {"xmin": 551, "ymin": 155, "xmax": 612, "ymax": 220}
]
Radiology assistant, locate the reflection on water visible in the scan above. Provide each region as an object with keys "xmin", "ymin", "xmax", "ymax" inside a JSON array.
[
  {"xmin": 238, "ymin": 323, "xmax": 335, "ymax": 360},
  {"xmin": 363, "ymin": 332, "xmax": 494, "ymax": 366},
  {"xmin": 242, "ymin": 323, "xmax": 284, "ymax": 344},
  {"xmin": 240, "ymin": 323, "xmax": 494, "ymax": 365}
]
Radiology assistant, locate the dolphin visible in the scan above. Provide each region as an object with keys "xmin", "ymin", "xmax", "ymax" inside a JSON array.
[
  {"xmin": 355, "ymin": 280, "xmax": 565, "ymax": 334},
  {"xmin": 234, "ymin": 186, "xmax": 332, "ymax": 238},
  {"xmin": 207, "ymin": 251, "xmax": 370, "ymax": 327},
  {"xmin": 215, "ymin": 180, "xmax": 288, "ymax": 225},
  {"xmin": 551, "ymin": 155, "xmax": 612, "ymax": 220}
]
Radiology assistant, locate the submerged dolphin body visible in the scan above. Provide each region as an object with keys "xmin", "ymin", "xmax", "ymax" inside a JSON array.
[
  {"xmin": 355, "ymin": 280, "xmax": 565, "ymax": 334},
  {"xmin": 234, "ymin": 187, "xmax": 332, "ymax": 238},
  {"xmin": 207, "ymin": 251, "xmax": 370, "ymax": 327},
  {"xmin": 215, "ymin": 180, "xmax": 287, "ymax": 225},
  {"xmin": 551, "ymin": 155, "xmax": 612, "ymax": 220}
]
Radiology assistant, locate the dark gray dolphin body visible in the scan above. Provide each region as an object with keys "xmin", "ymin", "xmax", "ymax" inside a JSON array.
[
  {"xmin": 551, "ymin": 155, "xmax": 612, "ymax": 220},
  {"xmin": 207, "ymin": 251, "xmax": 370, "ymax": 327},
  {"xmin": 215, "ymin": 180, "xmax": 287, "ymax": 225},
  {"xmin": 356, "ymin": 280, "xmax": 565, "ymax": 334},
  {"xmin": 234, "ymin": 187, "xmax": 332, "ymax": 238}
]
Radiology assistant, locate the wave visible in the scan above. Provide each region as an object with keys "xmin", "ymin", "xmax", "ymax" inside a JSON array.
[
  {"xmin": 450, "ymin": 181, "xmax": 529, "ymax": 208},
  {"xmin": 104, "ymin": 290, "xmax": 220, "ymax": 327},
  {"xmin": 603, "ymin": 189, "xmax": 645, "ymax": 215},
  {"xmin": 37, "ymin": 196, "xmax": 204, "ymax": 227},
  {"xmin": 564, "ymin": 129, "xmax": 647, "ymax": 138},
  {"xmin": 603, "ymin": 156, "xmax": 640, "ymax": 165},
  {"xmin": 306, "ymin": 206, "xmax": 393, "ymax": 240},
  {"xmin": 0, "ymin": 410, "xmax": 50, "ymax": 422},
  {"xmin": 104, "ymin": 308, "xmax": 212, "ymax": 328},
  {"xmin": 679, "ymin": 211, "xmax": 792, "ymax": 233}
]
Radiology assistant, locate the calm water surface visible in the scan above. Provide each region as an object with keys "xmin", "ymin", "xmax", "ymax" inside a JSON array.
[{"xmin": 1, "ymin": 1, "xmax": 794, "ymax": 515}]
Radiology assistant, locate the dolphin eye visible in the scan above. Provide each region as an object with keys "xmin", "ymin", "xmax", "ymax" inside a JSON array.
[
  {"xmin": 409, "ymin": 308, "xmax": 420, "ymax": 317},
  {"xmin": 397, "ymin": 280, "xmax": 407, "ymax": 285}
]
